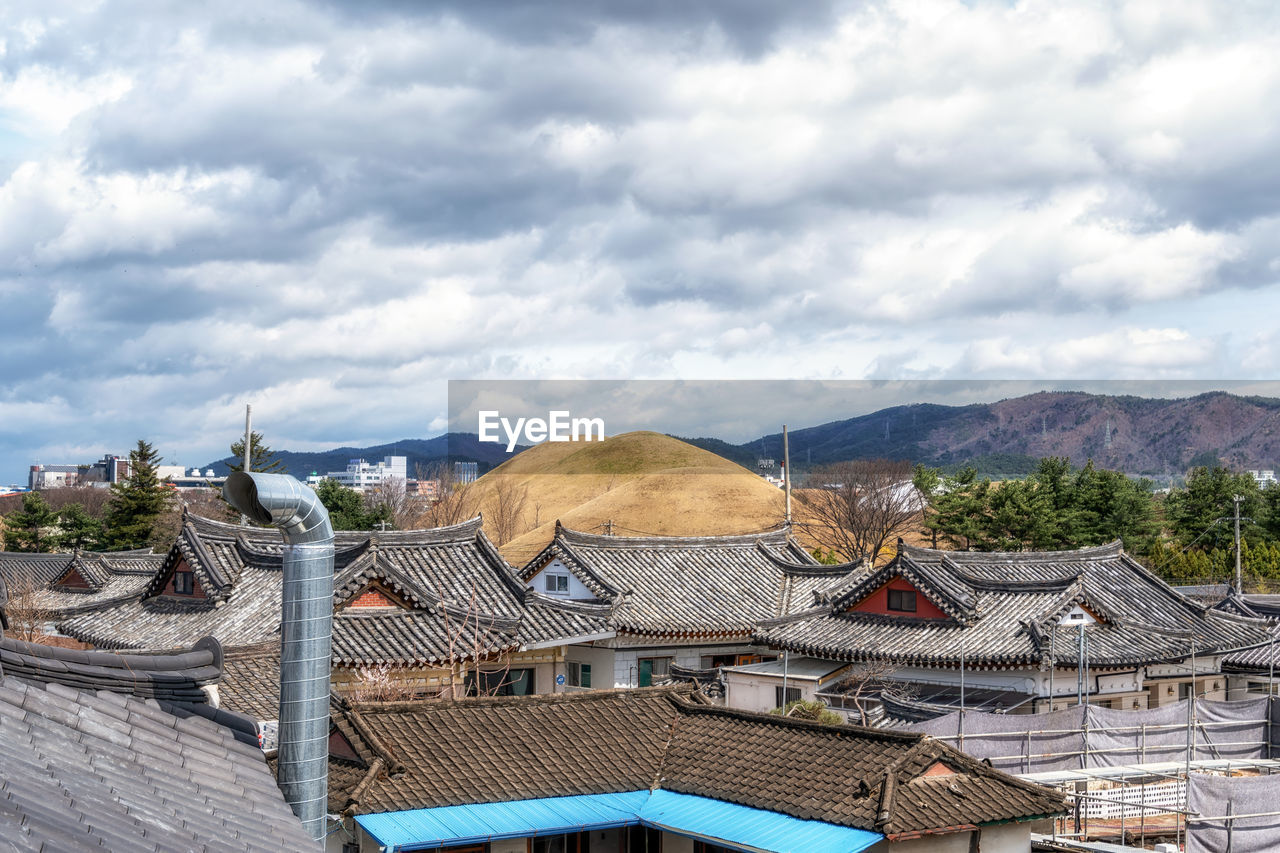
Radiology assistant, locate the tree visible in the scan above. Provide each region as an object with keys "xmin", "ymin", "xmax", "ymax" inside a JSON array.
[
  {"xmin": 1164, "ymin": 466, "xmax": 1263, "ymax": 552},
  {"xmin": 1070, "ymin": 463, "xmax": 1157, "ymax": 552},
  {"xmin": 102, "ymin": 440, "xmax": 173, "ymax": 550},
  {"xmin": 919, "ymin": 467, "xmax": 991, "ymax": 550},
  {"xmin": 227, "ymin": 431, "xmax": 285, "ymax": 474},
  {"xmin": 1261, "ymin": 482, "xmax": 1280, "ymax": 543},
  {"xmin": 411, "ymin": 462, "xmax": 480, "ymax": 529},
  {"xmin": 485, "ymin": 476, "xmax": 530, "ymax": 546},
  {"xmin": 3, "ymin": 492, "xmax": 61, "ymax": 552},
  {"xmin": 57, "ymin": 503, "xmax": 104, "ymax": 550},
  {"xmin": 314, "ymin": 478, "xmax": 392, "ymax": 531},
  {"xmin": 769, "ymin": 699, "xmax": 843, "ymax": 726},
  {"xmin": 795, "ymin": 459, "xmax": 920, "ymax": 564}
]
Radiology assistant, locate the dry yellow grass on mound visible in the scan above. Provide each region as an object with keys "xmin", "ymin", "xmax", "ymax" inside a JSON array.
[{"xmin": 466, "ymin": 431, "xmax": 790, "ymax": 565}]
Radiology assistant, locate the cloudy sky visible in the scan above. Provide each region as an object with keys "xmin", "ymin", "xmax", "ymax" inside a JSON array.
[{"xmin": 3, "ymin": 0, "xmax": 1280, "ymax": 483}]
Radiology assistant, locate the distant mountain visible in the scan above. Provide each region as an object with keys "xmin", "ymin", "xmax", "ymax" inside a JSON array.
[
  {"xmin": 204, "ymin": 433, "xmax": 529, "ymax": 477},
  {"xmin": 679, "ymin": 391, "xmax": 1280, "ymax": 480},
  {"xmin": 205, "ymin": 391, "xmax": 1280, "ymax": 484}
]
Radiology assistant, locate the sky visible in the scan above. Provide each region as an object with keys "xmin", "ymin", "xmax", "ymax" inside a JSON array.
[{"xmin": 2, "ymin": 0, "xmax": 1280, "ymax": 483}]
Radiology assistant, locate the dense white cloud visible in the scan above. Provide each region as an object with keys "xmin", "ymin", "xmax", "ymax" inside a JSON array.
[{"xmin": 1, "ymin": 0, "xmax": 1278, "ymax": 480}]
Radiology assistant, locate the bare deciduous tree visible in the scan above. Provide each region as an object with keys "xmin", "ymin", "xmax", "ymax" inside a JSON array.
[
  {"xmin": 2, "ymin": 568, "xmax": 56, "ymax": 644},
  {"xmin": 795, "ymin": 459, "xmax": 922, "ymax": 566},
  {"xmin": 365, "ymin": 477, "xmax": 414, "ymax": 529},
  {"xmin": 830, "ymin": 661, "xmax": 903, "ymax": 726},
  {"xmin": 412, "ymin": 462, "xmax": 480, "ymax": 529},
  {"xmin": 434, "ymin": 578, "xmax": 515, "ymax": 699},
  {"xmin": 347, "ymin": 663, "xmax": 420, "ymax": 702},
  {"xmin": 485, "ymin": 477, "xmax": 530, "ymax": 546}
]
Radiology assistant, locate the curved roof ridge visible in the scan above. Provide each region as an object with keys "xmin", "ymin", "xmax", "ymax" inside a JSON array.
[
  {"xmin": 902, "ymin": 539, "xmax": 1126, "ymax": 563},
  {"xmin": 364, "ymin": 515, "xmax": 485, "ymax": 544},
  {"xmin": 756, "ymin": 543, "xmax": 861, "ymax": 576},
  {"xmin": 556, "ymin": 522, "xmax": 793, "ymax": 549},
  {"xmin": 521, "ymin": 591, "xmax": 613, "ymax": 616}
]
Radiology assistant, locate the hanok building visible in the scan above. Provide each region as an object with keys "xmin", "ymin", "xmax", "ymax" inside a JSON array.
[
  {"xmin": 0, "ymin": 547, "xmax": 163, "ymax": 633},
  {"xmin": 324, "ymin": 686, "xmax": 1066, "ymax": 853},
  {"xmin": 59, "ymin": 512, "xmax": 614, "ymax": 701},
  {"xmin": 749, "ymin": 541, "xmax": 1273, "ymax": 718},
  {"xmin": 520, "ymin": 523, "xmax": 859, "ymax": 688}
]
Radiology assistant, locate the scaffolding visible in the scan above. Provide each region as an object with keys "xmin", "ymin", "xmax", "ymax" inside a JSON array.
[{"xmin": 912, "ymin": 696, "xmax": 1280, "ymax": 849}]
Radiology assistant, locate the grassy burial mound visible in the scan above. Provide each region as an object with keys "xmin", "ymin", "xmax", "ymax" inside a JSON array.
[{"xmin": 469, "ymin": 431, "xmax": 788, "ymax": 564}]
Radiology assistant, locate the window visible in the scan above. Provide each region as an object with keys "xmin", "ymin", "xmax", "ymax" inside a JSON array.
[
  {"xmin": 173, "ymin": 571, "xmax": 194, "ymax": 595},
  {"xmin": 467, "ymin": 668, "xmax": 536, "ymax": 696},
  {"xmin": 775, "ymin": 686, "xmax": 802, "ymax": 707},
  {"xmin": 637, "ymin": 657, "xmax": 672, "ymax": 687},
  {"xmin": 887, "ymin": 588, "xmax": 916, "ymax": 612},
  {"xmin": 545, "ymin": 574, "xmax": 569, "ymax": 593},
  {"xmin": 566, "ymin": 661, "xmax": 592, "ymax": 688}
]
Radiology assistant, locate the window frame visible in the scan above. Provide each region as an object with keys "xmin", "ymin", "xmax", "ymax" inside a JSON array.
[
  {"xmin": 887, "ymin": 588, "xmax": 917, "ymax": 613},
  {"xmin": 545, "ymin": 574, "xmax": 570, "ymax": 593},
  {"xmin": 173, "ymin": 571, "xmax": 195, "ymax": 596}
]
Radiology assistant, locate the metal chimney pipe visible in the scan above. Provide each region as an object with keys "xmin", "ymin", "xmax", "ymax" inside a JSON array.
[{"xmin": 223, "ymin": 472, "xmax": 333, "ymax": 843}]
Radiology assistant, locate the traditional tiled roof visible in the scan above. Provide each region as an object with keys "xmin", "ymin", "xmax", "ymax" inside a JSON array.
[
  {"xmin": 217, "ymin": 640, "xmax": 283, "ymax": 721},
  {"xmin": 329, "ymin": 688, "xmax": 1065, "ymax": 839},
  {"xmin": 756, "ymin": 541, "xmax": 1274, "ymax": 668},
  {"xmin": 60, "ymin": 512, "xmax": 613, "ymax": 666},
  {"xmin": 0, "ymin": 549, "xmax": 162, "ymax": 619},
  {"xmin": 520, "ymin": 523, "xmax": 858, "ymax": 637},
  {"xmin": 0, "ymin": 670, "xmax": 310, "ymax": 850},
  {"xmin": 0, "ymin": 634, "xmax": 223, "ymax": 704}
]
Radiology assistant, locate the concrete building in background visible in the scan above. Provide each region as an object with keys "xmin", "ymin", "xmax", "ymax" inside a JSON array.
[
  {"xmin": 453, "ymin": 460, "xmax": 478, "ymax": 484},
  {"xmin": 306, "ymin": 455, "xmax": 407, "ymax": 493},
  {"xmin": 28, "ymin": 454, "xmax": 130, "ymax": 490}
]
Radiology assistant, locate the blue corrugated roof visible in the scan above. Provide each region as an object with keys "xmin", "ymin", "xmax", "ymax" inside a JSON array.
[
  {"xmin": 639, "ymin": 790, "xmax": 882, "ymax": 853},
  {"xmin": 357, "ymin": 789, "xmax": 883, "ymax": 853},
  {"xmin": 356, "ymin": 790, "xmax": 648, "ymax": 851}
]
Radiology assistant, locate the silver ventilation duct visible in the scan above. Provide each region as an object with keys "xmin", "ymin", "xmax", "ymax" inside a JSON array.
[{"xmin": 223, "ymin": 472, "xmax": 333, "ymax": 843}]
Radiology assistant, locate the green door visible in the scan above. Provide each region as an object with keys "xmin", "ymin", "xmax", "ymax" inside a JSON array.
[{"xmin": 638, "ymin": 658, "xmax": 653, "ymax": 687}]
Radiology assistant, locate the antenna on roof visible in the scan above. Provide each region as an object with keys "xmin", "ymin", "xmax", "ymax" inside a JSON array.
[
  {"xmin": 241, "ymin": 404, "xmax": 252, "ymax": 527},
  {"xmin": 783, "ymin": 425, "xmax": 792, "ymax": 526}
]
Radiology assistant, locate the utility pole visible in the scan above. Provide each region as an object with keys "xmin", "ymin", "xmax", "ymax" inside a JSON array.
[
  {"xmin": 605, "ymin": 519, "xmax": 614, "ymax": 536},
  {"xmin": 1234, "ymin": 493, "xmax": 1244, "ymax": 593},
  {"xmin": 241, "ymin": 404, "xmax": 252, "ymax": 527},
  {"xmin": 783, "ymin": 425, "xmax": 792, "ymax": 526}
]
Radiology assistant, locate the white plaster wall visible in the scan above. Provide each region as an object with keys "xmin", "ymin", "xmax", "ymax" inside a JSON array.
[
  {"xmin": 611, "ymin": 644, "xmax": 759, "ymax": 687},
  {"xmin": 491, "ymin": 839, "xmax": 526, "ymax": 853},
  {"xmin": 563, "ymin": 644, "xmax": 614, "ymax": 692},
  {"xmin": 724, "ymin": 672, "xmax": 817, "ymax": 713},
  {"xmin": 527, "ymin": 558, "xmax": 597, "ymax": 600},
  {"xmin": 975, "ymin": 822, "xmax": 1032, "ymax": 852}
]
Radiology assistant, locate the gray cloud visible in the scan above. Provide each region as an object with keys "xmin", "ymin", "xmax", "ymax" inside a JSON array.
[{"xmin": 1, "ymin": 0, "xmax": 1279, "ymax": 482}]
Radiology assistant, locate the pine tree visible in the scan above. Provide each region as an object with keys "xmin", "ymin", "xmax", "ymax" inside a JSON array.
[
  {"xmin": 3, "ymin": 492, "xmax": 61, "ymax": 552},
  {"xmin": 228, "ymin": 432, "xmax": 285, "ymax": 474},
  {"xmin": 314, "ymin": 478, "xmax": 392, "ymax": 531},
  {"xmin": 103, "ymin": 440, "xmax": 172, "ymax": 550},
  {"xmin": 58, "ymin": 503, "xmax": 104, "ymax": 550}
]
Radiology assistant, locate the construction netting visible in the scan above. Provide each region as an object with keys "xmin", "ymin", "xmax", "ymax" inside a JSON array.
[
  {"xmin": 1187, "ymin": 772, "xmax": 1280, "ymax": 853},
  {"xmin": 905, "ymin": 696, "xmax": 1280, "ymax": 774}
]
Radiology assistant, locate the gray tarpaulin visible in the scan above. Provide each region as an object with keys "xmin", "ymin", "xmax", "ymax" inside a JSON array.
[
  {"xmin": 1187, "ymin": 772, "xmax": 1280, "ymax": 853},
  {"xmin": 905, "ymin": 697, "xmax": 1280, "ymax": 774}
]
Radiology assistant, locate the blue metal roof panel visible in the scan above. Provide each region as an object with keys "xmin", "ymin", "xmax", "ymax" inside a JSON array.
[
  {"xmin": 638, "ymin": 790, "xmax": 882, "ymax": 853},
  {"xmin": 356, "ymin": 790, "xmax": 649, "ymax": 851}
]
